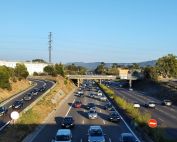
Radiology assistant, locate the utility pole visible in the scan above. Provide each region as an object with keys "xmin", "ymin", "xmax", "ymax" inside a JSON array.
[{"xmin": 48, "ymin": 32, "xmax": 52, "ymax": 63}]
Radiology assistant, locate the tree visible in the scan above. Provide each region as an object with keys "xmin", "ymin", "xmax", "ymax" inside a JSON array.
[
  {"xmin": 32, "ymin": 59, "xmax": 47, "ymax": 63},
  {"xmin": 43, "ymin": 65, "xmax": 57, "ymax": 76},
  {"xmin": 0, "ymin": 66, "xmax": 11, "ymax": 90},
  {"xmin": 55, "ymin": 63, "xmax": 65, "ymax": 77},
  {"xmin": 14, "ymin": 63, "xmax": 29, "ymax": 79},
  {"xmin": 143, "ymin": 66, "xmax": 158, "ymax": 81},
  {"xmin": 64, "ymin": 64, "xmax": 87, "ymax": 75},
  {"xmin": 156, "ymin": 54, "xmax": 177, "ymax": 78},
  {"xmin": 95, "ymin": 62, "xmax": 106, "ymax": 75}
]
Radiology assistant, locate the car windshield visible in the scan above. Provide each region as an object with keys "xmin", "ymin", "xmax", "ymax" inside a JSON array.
[
  {"xmin": 64, "ymin": 117, "xmax": 73, "ymax": 122},
  {"xmin": 14, "ymin": 101, "xmax": 21, "ymax": 105},
  {"xmin": 0, "ymin": 107, "xmax": 5, "ymax": 112},
  {"xmin": 90, "ymin": 129, "xmax": 103, "ymax": 136},
  {"xmin": 90, "ymin": 110, "xmax": 96, "ymax": 113},
  {"xmin": 123, "ymin": 136, "xmax": 135, "ymax": 142},
  {"xmin": 56, "ymin": 135, "xmax": 70, "ymax": 141}
]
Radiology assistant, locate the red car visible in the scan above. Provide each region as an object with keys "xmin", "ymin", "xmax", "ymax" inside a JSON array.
[{"xmin": 74, "ymin": 100, "xmax": 82, "ymax": 108}]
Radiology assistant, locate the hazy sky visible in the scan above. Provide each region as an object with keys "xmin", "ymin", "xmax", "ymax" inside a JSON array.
[{"xmin": 0, "ymin": 0, "xmax": 177, "ymax": 63}]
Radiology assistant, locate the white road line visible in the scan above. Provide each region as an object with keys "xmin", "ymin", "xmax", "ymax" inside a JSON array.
[
  {"xmin": 103, "ymin": 120, "xmax": 106, "ymax": 125},
  {"xmin": 65, "ymin": 98, "xmax": 76, "ymax": 117},
  {"xmin": 109, "ymin": 138, "xmax": 112, "ymax": 142},
  {"xmin": 82, "ymin": 120, "xmax": 85, "ymax": 124},
  {"xmin": 80, "ymin": 138, "xmax": 83, "ymax": 142},
  {"xmin": 100, "ymin": 109, "xmax": 101, "ymax": 113}
]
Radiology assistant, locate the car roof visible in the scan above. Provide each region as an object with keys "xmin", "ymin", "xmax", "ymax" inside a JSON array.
[
  {"xmin": 89, "ymin": 125, "xmax": 101, "ymax": 129},
  {"xmin": 56, "ymin": 129, "xmax": 71, "ymax": 135}
]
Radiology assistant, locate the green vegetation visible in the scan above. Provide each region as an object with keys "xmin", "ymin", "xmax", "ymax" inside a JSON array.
[
  {"xmin": 0, "ymin": 66, "xmax": 11, "ymax": 90},
  {"xmin": 44, "ymin": 63, "xmax": 65, "ymax": 77},
  {"xmin": 14, "ymin": 63, "xmax": 29, "ymax": 79},
  {"xmin": 0, "ymin": 64, "xmax": 29, "ymax": 90},
  {"xmin": 64, "ymin": 63, "xmax": 87, "ymax": 75},
  {"xmin": 143, "ymin": 66, "xmax": 158, "ymax": 81},
  {"xmin": 99, "ymin": 84, "xmax": 176, "ymax": 142},
  {"xmin": 156, "ymin": 54, "xmax": 177, "ymax": 78},
  {"xmin": 95, "ymin": 62, "xmax": 119, "ymax": 75},
  {"xmin": 32, "ymin": 59, "xmax": 47, "ymax": 63}
]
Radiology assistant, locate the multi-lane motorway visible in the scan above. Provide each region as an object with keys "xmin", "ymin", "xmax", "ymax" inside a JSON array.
[
  {"xmin": 0, "ymin": 79, "xmax": 54, "ymax": 131},
  {"xmin": 109, "ymin": 81, "xmax": 177, "ymax": 140},
  {"xmin": 30, "ymin": 81, "xmax": 141, "ymax": 142}
]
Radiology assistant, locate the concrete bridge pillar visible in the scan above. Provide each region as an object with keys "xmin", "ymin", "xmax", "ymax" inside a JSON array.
[
  {"xmin": 99, "ymin": 79, "xmax": 102, "ymax": 84},
  {"xmin": 129, "ymin": 79, "xmax": 132, "ymax": 88},
  {"xmin": 77, "ymin": 79, "xmax": 80, "ymax": 87}
]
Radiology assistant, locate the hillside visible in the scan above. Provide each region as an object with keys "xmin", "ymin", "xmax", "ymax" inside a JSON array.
[{"xmin": 66, "ymin": 60, "xmax": 156, "ymax": 70}]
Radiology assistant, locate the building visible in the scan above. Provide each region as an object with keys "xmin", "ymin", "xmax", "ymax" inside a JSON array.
[
  {"xmin": 118, "ymin": 68, "xmax": 129, "ymax": 79},
  {"xmin": 0, "ymin": 60, "xmax": 48, "ymax": 75}
]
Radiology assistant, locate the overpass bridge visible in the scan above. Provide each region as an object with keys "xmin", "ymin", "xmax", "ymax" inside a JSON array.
[{"xmin": 66, "ymin": 75, "xmax": 137, "ymax": 87}]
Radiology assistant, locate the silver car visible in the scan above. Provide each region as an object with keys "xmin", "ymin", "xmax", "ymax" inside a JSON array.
[
  {"xmin": 88, "ymin": 109, "xmax": 98, "ymax": 119},
  {"xmin": 88, "ymin": 126, "xmax": 105, "ymax": 142}
]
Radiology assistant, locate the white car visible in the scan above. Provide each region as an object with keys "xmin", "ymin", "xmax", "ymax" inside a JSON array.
[
  {"xmin": 97, "ymin": 92, "xmax": 102, "ymax": 96},
  {"xmin": 145, "ymin": 101, "xmax": 156, "ymax": 108},
  {"xmin": 129, "ymin": 88, "xmax": 133, "ymax": 91},
  {"xmin": 99, "ymin": 96, "xmax": 107, "ymax": 101},
  {"xmin": 88, "ymin": 109, "xmax": 98, "ymax": 119},
  {"xmin": 133, "ymin": 103, "xmax": 140, "ymax": 108},
  {"xmin": 52, "ymin": 129, "xmax": 72, "ymax": 142}
]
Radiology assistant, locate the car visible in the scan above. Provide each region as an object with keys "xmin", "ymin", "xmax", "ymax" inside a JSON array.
[
  {"xmin": 89, "ymin": 93, "xmax": 95, "ymax": 98},
  {"xmin": 88, "ymin": 126, "xmax": 105, "ymax": 142},
  {"xmin": 88, "ymin": 109, "xmax": 98, "ymax": 119},
  {"xmin": 129, "ymin": 88, "xmax": 133, "ymax": 91},
  {"xmin": 0, "ymin": 106, "xmax": 8, "ymax": 116},
  {"xmin": 108, "ymin": 111, "xmax": 120, "ymax": 122},
  {"xmin": 23, "ymin": 93, "xmax": 33, "ymax": 101},
  {"xmin": 74, "ymin": 100, "xmax": 82, "ymax": 108},
  {"xmin": 162, "ymin": 100, "xmax": 172, "ymax": 106},
  {"xmin": 77, "ymin": 91, "xmax": 84, "ymax": 97},
  {"xmin": 145, "ymin": 101, "xmax": 156, "ymax": 108},
  {"xmin": 99, "ymin": 96, "xmax": 107, "ymax": 101},
  {"xmin": 104, "ymin": 103, "xmax": 114, "ymax": 111},
  {"xmin": 119, "ymin": 133, "xmax": 138, "ymax": 142},
  {"xmin": 61, "ymin": 116, "xmax": 75, "ymax": 128},
  {"xmin": 133, "ymin": 102, "xmax": 140, "ymax": 108},
  {"xmin": 12, "ymin": 100, "xmax": 24, "ymax": 109},
  {"xmin": 52, "ymin": 129, "xmax": 72, "ymax": 142},
  {"xmin": 39, "ymin": 85, "xmax": 46, "ymax": 92},
  {"xmin": 97, "ymin": 92, "xmax": 102, "ymax": 96},
  {"xmin": 87, "ymin": 103, "xmax": 96, "ymax": 110},
  {"xmin": 31, "ymin": 88, "xmax": 39, "ymax": 95}
]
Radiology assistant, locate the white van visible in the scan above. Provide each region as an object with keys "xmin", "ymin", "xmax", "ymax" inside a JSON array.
[{"xmin": 52, "ymin": 129, "xmax": 72, "ymax": 142}]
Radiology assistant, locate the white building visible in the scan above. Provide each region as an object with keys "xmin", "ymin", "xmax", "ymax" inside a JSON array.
[{"xmin": 0, "ymin": 60, "xmax": 48, "ymax": 75}]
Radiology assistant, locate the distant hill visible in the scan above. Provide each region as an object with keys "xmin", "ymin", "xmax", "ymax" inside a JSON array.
[{"xmin": 66, "ymin": 60, "xmax": 156, "ymax": 70}]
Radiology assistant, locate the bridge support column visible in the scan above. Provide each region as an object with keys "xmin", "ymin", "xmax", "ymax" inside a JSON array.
[
  {"xmin": 99, "ymin": 79, "xmax": 102, "ymax": 84},
  {"xmin": 129, "ymin": 79, "xmax": 132, "ymax": 88},
  {"xmin": 77, "ymin": 79, "xmax": 80, "ymax": 87}
]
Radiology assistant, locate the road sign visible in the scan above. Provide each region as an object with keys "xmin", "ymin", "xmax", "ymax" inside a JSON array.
[
  {"xmin": 10, "ymin": 111, "xmax": 19, "ymax": 120},
  {"xmin": 148, "ymin": 119, "xmax": 157, "ymax": 128}
]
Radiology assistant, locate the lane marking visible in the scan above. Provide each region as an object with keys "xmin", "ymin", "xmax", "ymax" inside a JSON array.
[
  {"xmin": 103, "ymin": 120, "xmax": 105, "ymax": 125},
  {"xmin": 65, "ymin": 98, "xmax": 76, "ymax": 117},
  {"xmin": 82, "ymin": 120, "xmax": 85, "ymax": 124},
  {"xmin": 100, "ymin": 109, "xmax": 101, "ymax": 113},
  {"xmin": 80, "ymin": 138, "xmax": 83, "ymax": 142},
  {"xmin": 109, "ymin": 138, "xmax": 112, "ymax": 142}
]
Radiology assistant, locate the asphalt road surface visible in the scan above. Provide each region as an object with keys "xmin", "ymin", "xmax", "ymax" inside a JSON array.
[
  {"xmin": 0, "ymin": 79, "xmax": 55, "ymax": 131},
  {"xmin": 109, "ymin": 81, "xmax": 177, "ymax": 140},
  {"xmin": 31, "ymin": 81, "xmax": 141, "ymax": 142}
]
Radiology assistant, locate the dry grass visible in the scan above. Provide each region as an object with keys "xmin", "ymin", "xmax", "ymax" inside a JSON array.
[{"xmin": 0, "ymin": 80, "xmax": 30, "ymax": 103}]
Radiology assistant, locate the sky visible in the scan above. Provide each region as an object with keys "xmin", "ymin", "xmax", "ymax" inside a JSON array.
[{"xmin": 0, "ymin": 0, "xmax": 177, "ymax": 63}]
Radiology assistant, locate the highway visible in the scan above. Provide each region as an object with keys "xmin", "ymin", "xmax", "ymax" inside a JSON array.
[
  {"xmin": 0, "ymin": 79, "xmax": 55, "ymax": 131},
  {"xmin": 109, "ymin": 81, "xmax": 177, "ymax": 140},
  {"xmin": 30, "ymin": 81, "xmax": 141, "ymax": 142}
]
